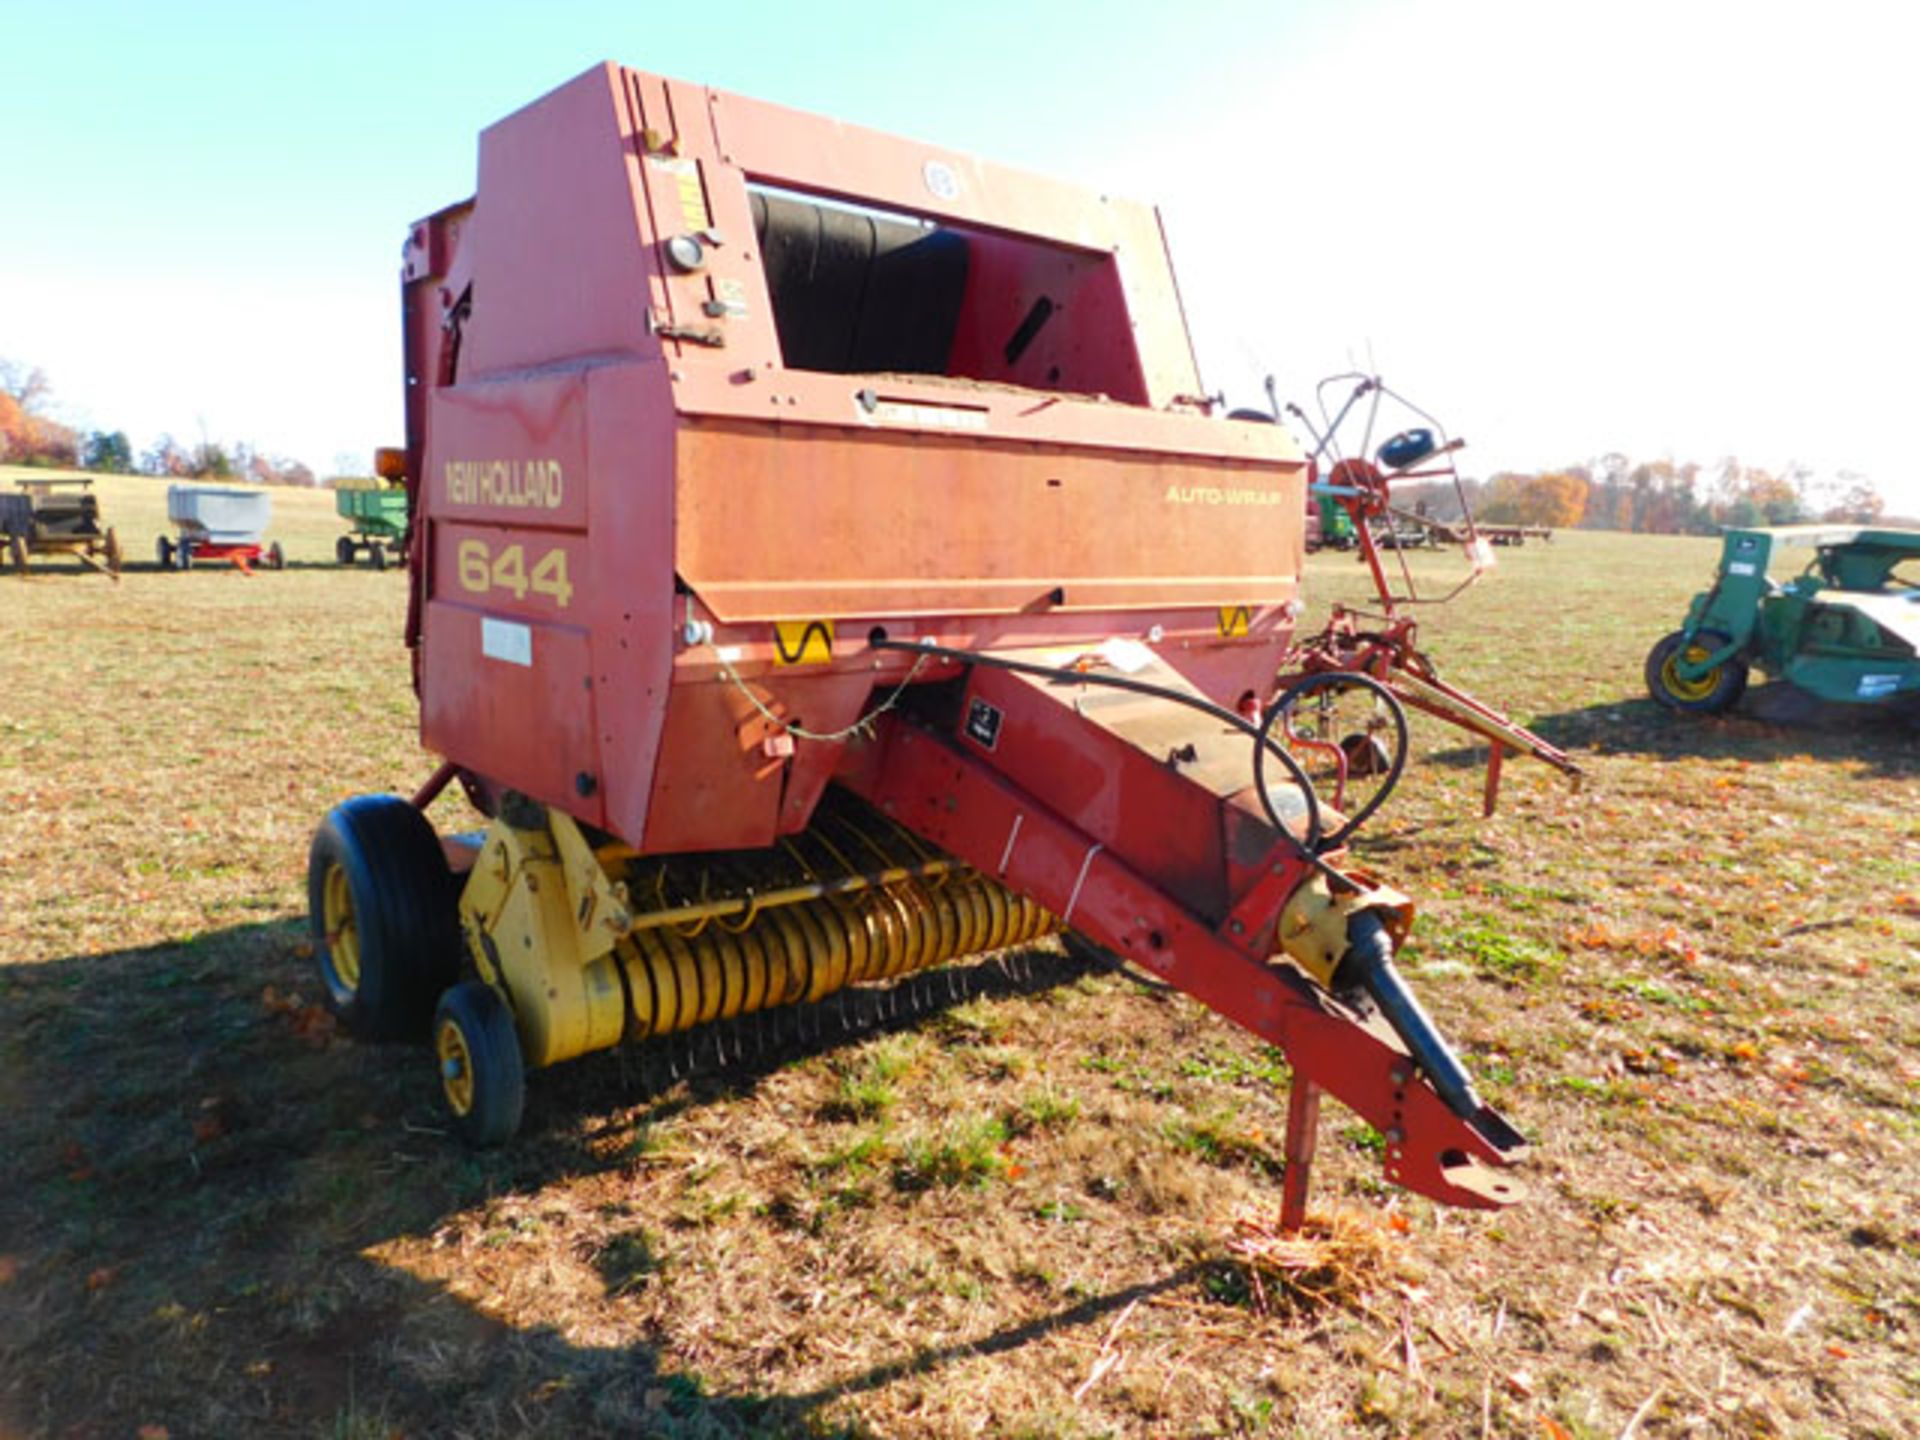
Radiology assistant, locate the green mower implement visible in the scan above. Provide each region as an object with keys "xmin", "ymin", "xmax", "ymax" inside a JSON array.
[{"xmin": 1645, "ymin": 525, "xmax": 1920, "ymax": 714}]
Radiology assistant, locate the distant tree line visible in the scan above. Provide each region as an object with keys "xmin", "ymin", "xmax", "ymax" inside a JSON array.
[
  {"xmin": 1, "ymin": 357, "xmax": 316, "ymax": 487},
  {"xmin": 1398, "ymin": 455, "xmax": 1888, "ymax": 533}
]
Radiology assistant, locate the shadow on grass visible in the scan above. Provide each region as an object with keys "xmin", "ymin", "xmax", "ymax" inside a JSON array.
[
  {"xmin": 1422, "ymin": 683, "xmax": 1919, "ymax": 781},
  {"xmin": 0, "ymin": 922, "xmax": 1147, "ymax": 1438}
]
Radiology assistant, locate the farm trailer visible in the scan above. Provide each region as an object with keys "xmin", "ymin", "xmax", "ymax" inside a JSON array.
[
  {"xmin": 2, "ymin": 477, "xmax": 122, "ymax": 577},
  {"xmin": 334, "ymin": 469, "xmax": 410, "ymax": 568},
  {"xmin": 307, "ymin": 64, "xmax": 1527, "ymax": 1226},
  {"xmin": 158, "ymin": 485, "xmax": 284, "ymax": 572}
]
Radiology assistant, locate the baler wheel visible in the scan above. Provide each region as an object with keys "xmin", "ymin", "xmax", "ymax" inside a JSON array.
[
  {"xmin": 1645, "ymin": 629, "xmax": 1748, "ymax": 714},
  {"xmin": 306, "ymin": 795, "xmax": 462, "ymax": 1041},
  {"xmin": 433, "ymin": 981, "xmax": 525, "ymax": 1147},
  {"xmin": 336, "ymin": 535, "xmax": 356, "ymax": 566}
]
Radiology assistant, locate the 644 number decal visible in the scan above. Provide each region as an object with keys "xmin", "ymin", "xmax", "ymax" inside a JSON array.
[{"xmin": 455, "ymin": 538, "xmax": 574, "ymax": 609}]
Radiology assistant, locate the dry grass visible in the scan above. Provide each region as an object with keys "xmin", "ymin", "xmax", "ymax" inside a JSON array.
[{"xmin": 2, "ymin": 470, "xmax": 1917, "ymax": 1438}]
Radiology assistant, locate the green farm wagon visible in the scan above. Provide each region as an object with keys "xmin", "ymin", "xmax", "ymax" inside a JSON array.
[{"xmin": 333, "ymin": 481, "xmax": 409, "ymax": 568}]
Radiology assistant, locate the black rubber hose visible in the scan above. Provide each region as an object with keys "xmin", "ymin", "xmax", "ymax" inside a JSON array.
[
  {"xmin": 1339, "ymin": 909, "xmax": 1483, "ymax": 1121},
  {"xmin": 1260, "ymin": 671, "xmax": 1408, "ymax": 849}
]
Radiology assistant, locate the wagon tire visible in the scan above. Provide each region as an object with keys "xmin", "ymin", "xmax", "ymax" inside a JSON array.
[
  {"xmin": 432, "ymin": 981, "xmax": 525, "ymax": 1148},
  {"xmin": 307, "ymin": 794, "xmax": 463, "ymax": 1042},
  {"xmin": 8, "ymin": 533, "xmax": 25, "ymax": 574},
  {"xmin": 267, "ymin": 541, "xmax": 285, "ymax": 571},
  {"xmin": 336, "ymin": 535, "xmax": 356, "ymax": 566},
  {"xmin": 156, "ymin": 535, "xmax": 173, "ymax": 569},
  {"xmin": 176, "ymin": 541, "xmax": 193, "ymax": 572},
  {"xmin": 371, "ymin": 543, "xmax": 388, "ymax": 572},
  {"xmin": 1645, "ymin": 629, "xmax": 1748, "ymax": 714}
]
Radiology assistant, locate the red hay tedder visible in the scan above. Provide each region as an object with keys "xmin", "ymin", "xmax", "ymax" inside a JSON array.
[
  {"xmin": 1271, "ymin": 374, "xmax": 1583, "ymax": 817},
  {"xmin": 306, "ymin": 64, "xmax": 1528, "ymax": 1228}
]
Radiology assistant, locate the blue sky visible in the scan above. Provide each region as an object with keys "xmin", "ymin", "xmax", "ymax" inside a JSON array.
[{"xmin": 4, "ymin": 0, "xmax": 1914, "ymax": 512}]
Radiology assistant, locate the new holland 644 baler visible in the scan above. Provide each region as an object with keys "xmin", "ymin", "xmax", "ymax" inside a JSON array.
[{"xmin": 308, "ymin": 64, "xmax": 1526, "ymax": 1224}]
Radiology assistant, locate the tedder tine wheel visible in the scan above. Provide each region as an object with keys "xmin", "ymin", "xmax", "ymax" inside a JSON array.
[
  {"xmin": 1645, "ymin": 629, "xmax": 1749, "ymax": 714},
  {"xmin": 306, "ymin": 794, "xmax": 462, "ymax": 1041},
  {"xmin": 433, "ymin": 981, "xmax": 525, "ymax": 1148}
]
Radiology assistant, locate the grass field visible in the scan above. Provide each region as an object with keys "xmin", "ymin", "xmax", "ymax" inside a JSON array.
[{"xmin": 2, "ymin": 469, "xmax": 1917, "ymax": 1439}]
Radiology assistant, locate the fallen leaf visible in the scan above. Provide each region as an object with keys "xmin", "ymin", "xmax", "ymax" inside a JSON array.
[{"xmin": 86, "ymin": 1266, "xmax": 117, "ymax": 1292}]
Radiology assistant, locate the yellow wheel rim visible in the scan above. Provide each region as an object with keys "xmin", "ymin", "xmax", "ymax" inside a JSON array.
[
  {"xmin": 437, "ymin": 1017, "xmax": 476, "ymax": 1116},
  {"xmin": 322, "ymin": 862, "xmax": 361, "ymax": 992},
  {"xmin": 1661, "ymin": 642, "xmax": 1721, "ymax": 703}
]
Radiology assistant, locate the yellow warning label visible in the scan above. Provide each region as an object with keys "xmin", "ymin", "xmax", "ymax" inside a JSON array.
[
  {"xmin": 1218, "ymin": 605, "xmax": 1252, "ymax": 638},
  {"xmin": 648, "ymin": 156, "xmax": 712, "ymax": 234},
  {"xmin": 773, "ymin": 619, "xmax": 834, "ymax": 665}
]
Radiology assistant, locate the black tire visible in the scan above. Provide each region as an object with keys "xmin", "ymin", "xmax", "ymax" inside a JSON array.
[
  {"xmin": 336, "ymin": 535, "xmax": 356, "ymax": 565},
  {"xmin": 176, "ymin": 540, "xmax": 193, "ymax": 572},
  {"xmin": 267, "ymin": 541, "xmax": 286, "ymax": 571},
  {"xmin": 370, "ymin": 543, "xmax": 388, "ymax": 572},
  {"xmin": 306, "ymin": 794, "xmax": 463, "ymax": 1041},
  {"xmin": 156, "ymin": 535, "xmax": 173, "ymax": 569},
  {"xmin": 432, "ymin": 981, "xmax": 525, "ymax": 1148},
  {"xmin": 1645, "ymin": 629, "xmax": 1748, "ymax": 714},
  {"xmin": 1340, "ymin": 731, "xmax": 1394, "ymax": 778}
]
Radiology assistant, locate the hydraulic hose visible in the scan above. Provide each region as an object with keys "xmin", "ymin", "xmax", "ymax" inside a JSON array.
[
  {"xmin": 868, "ymin": 635, "xmax": 1332, "ymax": 866},
  {"xmin": 1339, "ymin": 909, "xmax": 1483, "ymax": 1121}
]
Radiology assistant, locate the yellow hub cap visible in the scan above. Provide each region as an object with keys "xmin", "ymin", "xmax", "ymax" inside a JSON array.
[
  {"xmin": 322, "ymin": 862, "xmax": 361, "ymax": 992},
  {"xmin": 437, "ymin": 1018, "xmax": 477, "ymax": 1116},
  {"xmin": 1661, "ymin": 642, "xmax": 1721, "ymax": 702}
]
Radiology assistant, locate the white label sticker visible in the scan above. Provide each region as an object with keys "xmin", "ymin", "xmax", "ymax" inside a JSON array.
[
  {"xmin": 1728, "ymin": 561, "xmax": 1757, "ymax": 576},
  {"xmin": 481, "ymin": 616, "xmax": 533, "ymax": 667}
]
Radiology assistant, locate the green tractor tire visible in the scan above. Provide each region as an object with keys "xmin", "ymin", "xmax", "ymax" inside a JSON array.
[{"xmin": 1645, "ymin": 629, "xmax": 1749, "ymax": 714}]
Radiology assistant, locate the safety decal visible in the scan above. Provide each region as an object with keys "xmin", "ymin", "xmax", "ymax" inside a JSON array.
[
  {"xmin": 1217, "ymin": 605, "xmax": 1252, "ymax": 638},
  {"xmin": 773, "ymin": 619, "xmax": 834, "ymax": 666},
  {"xmin": 964, "ymin": 697, "xmax": 1003, "ymax": 751},
  {"xmin": 648, "ymin": 155, "xmax": 711, "ymax": 233}
]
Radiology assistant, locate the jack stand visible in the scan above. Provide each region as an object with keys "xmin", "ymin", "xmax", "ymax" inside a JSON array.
[{"xmin": 1280, "ymin": 1078, "xmax": 1323, "ymax": 1232}]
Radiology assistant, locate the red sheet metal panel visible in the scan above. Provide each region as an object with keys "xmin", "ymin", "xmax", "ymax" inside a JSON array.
[{"xmin": 673, "ymin": 420, "xmax": 1300, "ymax": 622}]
